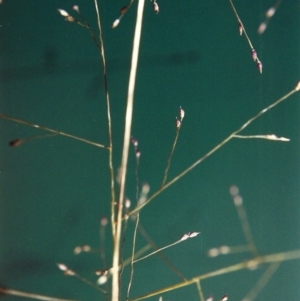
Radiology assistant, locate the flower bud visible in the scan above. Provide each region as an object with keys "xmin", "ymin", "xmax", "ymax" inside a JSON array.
[
  {"xmin": 179, "ymin": 106, "xmax": 185, "ymax": 120},
  {"xmin": 120, "ymin": 6, "xmax": 127, "ymax": 15},
  {"xmin": 72, "ymin": 5, "xmax": 79, "ymax": 13},
  {"xmin": 131, "ymin": 137, "xmax": 138, "ymax": 147},
  {"xmin": 112, "ymin": 19, "xmax": 120, "ymax": 28},
  {"xmin": 9, "ymin": 139, "xmax": 23, "ymax": 147},
  {"xmin": 251, "ymin": 49, "xmax": 257, "ymax": 61},
  {"xmin": 57, "ymin": 9, "xmax": 69, "ymax": 17},
  {"xmin": 238, "ymin": 22, "xmax": 243, "ymax": 36},
  {"xmin": 256, "ymin": 60, "xmax": 263, "ymax": 74},
  {"xmin": 153, "ymin": 2, "xmax": 159, "ymax": 14}
]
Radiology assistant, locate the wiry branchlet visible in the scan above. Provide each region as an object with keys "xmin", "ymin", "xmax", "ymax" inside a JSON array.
[
  {"xmin": 179, "ymin": 106, "xmax": 185, "ymax": 121},
  {"xmin": 256, "ymin": 60, "xmax": 263, "ymax": 74},
  {"xmin": 238, "ymin": 22, "xmax": 243, "ymax": 36},
  {"xmin": 175, "ymin": 117, "xmax": 181, "ymax": 129},
  {"xmin": 295, "ymin": 81, "xmax": 300, "ymax": 91},
  {"xmin": 206, "ymin": 296, "xmax": 213, "ymax": 301},
  {"xmin": 153, "ymin": 2, "xmax": 159, "ymax": 14},
  {"xmin": 180, "ymin": 231, "xmax": 200, "ymax": 241}
]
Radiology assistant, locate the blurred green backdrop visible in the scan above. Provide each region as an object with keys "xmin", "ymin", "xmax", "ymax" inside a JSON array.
[{"xmin": 0, "ymin": 0, "xmax": 299, "ymax": 300}]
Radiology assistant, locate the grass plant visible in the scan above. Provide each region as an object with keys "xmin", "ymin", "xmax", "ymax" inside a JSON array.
[{"xmin": 0, "ymin": 0, "xmax": 299, "ymax": 301}]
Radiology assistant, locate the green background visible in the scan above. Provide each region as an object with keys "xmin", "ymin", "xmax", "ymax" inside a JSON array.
[{"xmin": 0, "ymin": 0, "xmax": 299, "ymax": 300}]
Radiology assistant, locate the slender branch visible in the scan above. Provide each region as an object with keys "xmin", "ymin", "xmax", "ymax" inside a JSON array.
[
  {"xmin": 233, "ymin": 134, "xmax": 290, "ymax": 141},
  {"xmin": 230, "ymin": 187, "xmax": 259, "ymax": 257},
  {"xmin": 126, "ymin": 85, "xmax": 299, "ymax": 218},
  {"xmin": 242, "ymin": 262, "xmax": 280, "ymax": 301},
  {"xmin": 0, "ymin": 113, "xmax": 108, "ymax": 149},
  {"xmin": 130, "ymin": 249, "xmax": 300, "ymax": 301},
  {"xmin": 228, "ymin": 0, "xmax": 254, "ymax": 49},
  {"xmin": 0, "ymin": 287, "xmax": 79, "ymax": 301},
  {"xmin": 161, "ymin": 113, "xmax": 184, "ymax": 187},
  {"xmin": 133, "ymin": 240, "xmax": 181, "ymax": 264},
  {"xmin": 133, "ymin": 232, "xmax": 200, "ymax": 264},
  {"xmin": 93, "ymin": 0, "xmax": 116, "ymax": 239},
  {"xmin": 137, "ymin": 223, "xmax": 187, "ymax": 280},
  {"xmin": 112, "ymin": 1, "xmax": 145, "ymax": 300},
  {"xmin": 195, "ymin": 280, "xmax": 205, "ymax": 301}
]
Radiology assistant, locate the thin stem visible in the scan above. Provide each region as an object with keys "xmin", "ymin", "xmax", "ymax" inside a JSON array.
[
  {"xmin": 93, "ymin": 0, "xmax": 116, "ymax": 239},
  {"xmin": 126, "ymin": 86, "xmax": 299, "ymax": 218},
  {"xmin": 231, "ymin": 192, "xmax": 259, "ymax": 257},
  {"xmin": 132, "ymin": 240, "xmax": 181, "ymax": 264},
  {"xmin": 127, "ymin": 213, "xmax": 140, "ymax": 300},
  {"xmin": 112, "ymin": 0, "xmax": 145, "ymax": 300},
  {"xmin": 0, "ymin": 288, "xmax": 78, "ymax": 301},
  {"xmin": 137, "ymin": 223, "xmax": 186, "ymax": 280},
  {"xmin": 195, "ymin": 280, "xmax": 205, "ymax": 301},
  {"xmin": 233, "ymin": 134, "xmax": 290, "ymax": 141},
  {"xmin": 130, "ymin": 249, "xmax": 300, "ymax": 301},
  {"xmin": 243, "ymin": 262, "xmax": 280, "ymax": 301},
  {"xmin": 126, "ymin": 149, "xmax": 140, "ymax": 300},
  {"xmin": 161, "ymin": 126, "xmax": 181, "ymax": 187},
  {"xmin": 99, "ymin": 222, "xmax": 109, "ymax": 301},
  {"xmin": 0, "ymin": 113, "xmax": 108, "ymax": 149},
  {"xmin": 228, "ymin": 0, "xmax": 254, "ymax": 49}
]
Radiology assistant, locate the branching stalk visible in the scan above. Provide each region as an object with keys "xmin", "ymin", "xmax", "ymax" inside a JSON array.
[
  {"xmin": 130, "ymin": 249, "xmax": 300, "ymax": 301},
  {"xmin": 93, "ymin": 0, "xmax": 116, "ymax": 239},
  {"xmin": 0, "ymin": 113, "xmax": 108, "ymax": 149},
  {"xmin": 112, "ymin": 1, "xmax": 145, "ymax": 300},
  {"xmin": 126, "ymin": 86, "xmax": 299, "ymax": 218}
]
